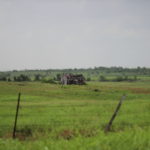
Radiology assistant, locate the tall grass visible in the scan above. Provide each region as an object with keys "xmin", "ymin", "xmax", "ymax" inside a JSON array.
[{"xmin": 0, "ymin": 81, "xmax": 150, "ymax": 150}]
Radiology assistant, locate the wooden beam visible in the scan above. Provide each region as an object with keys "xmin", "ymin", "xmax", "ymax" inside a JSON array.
[{"xmin": 105, "ymin": 95, "xmax": 126, "ymax": 132}]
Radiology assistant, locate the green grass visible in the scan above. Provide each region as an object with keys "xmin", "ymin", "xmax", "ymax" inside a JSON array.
[{"xmin": 0, "ymin": 81, "xmax": 150, "ymax": 150}]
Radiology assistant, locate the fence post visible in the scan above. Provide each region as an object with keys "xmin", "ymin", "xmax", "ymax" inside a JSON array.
[
  {"xmin": 13, "ymin": 93, "xmax": 21, "ymax": 139},
  {"xmin": 105, "ymin": 94, "xmax": 126, "ymax": 133}
]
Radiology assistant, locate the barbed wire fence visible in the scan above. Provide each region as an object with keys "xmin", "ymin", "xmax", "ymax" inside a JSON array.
[{"xmin": 0, "ymin": 93, "xmax": 129, "ymax": 138}]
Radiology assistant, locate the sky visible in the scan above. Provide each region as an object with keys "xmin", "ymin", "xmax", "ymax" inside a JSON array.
[{"xmin": 0, "ymin": 0, "xmax": 150, "ymax": 71}]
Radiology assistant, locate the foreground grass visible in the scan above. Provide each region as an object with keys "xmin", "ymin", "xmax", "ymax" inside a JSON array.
[
  {"xmin": 0, "ymin": 81, "xmax": 150, "ymax": 150},
  {"xmin": 0, "ymin": 127, "xmax": 149, "ymax": 150}
]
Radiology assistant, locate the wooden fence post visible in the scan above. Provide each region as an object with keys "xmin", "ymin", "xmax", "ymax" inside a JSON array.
[
  {"xmin": 105, "ymin": 94, "xmax": 126, "ymax": 133},
  {"xmin": 13, "ymin": 93, "xmax": 21, "ymax": 139}
]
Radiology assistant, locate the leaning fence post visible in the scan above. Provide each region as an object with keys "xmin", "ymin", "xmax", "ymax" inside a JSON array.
[
  {"xmin": 13, "ymin": 93, "xmax": 21, "ymax": 139},
  {"xmin": 105, "ymin": 94, "xmax": 126, "ymax": 133}
]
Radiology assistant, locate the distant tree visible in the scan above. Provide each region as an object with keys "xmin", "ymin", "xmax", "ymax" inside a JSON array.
[
  {"xmin": 99, "ymin": 75, "xmax": 107, "ymax": 81},
  {"xmin": 56, "ymin": 74, "xmax": 61, "ymax": 81},
  {"xmin": 86, "ymin": 77, "xmax": 91, "ymax": 81},
  {"xmin": 13, "ymin": 74, "xmax": 30, "ymax": 82},
  {"xmin": 7, "ymin": 78, "xmax": 11, "ymax": 82},
  {"xmin": 53, "ymin": 77, "xmax": 57, "ymax": 81},
  {"xmin": 34, "ymin": 74, "xmax": 41, "ymax": 81},
  {"xmin": 0, "ymin": 77, "xmax": 7, "ymax": 81},
  {"xmin": 124, "ymin": 75, "xmax": 128, "ymax": 81},
  {"xmin": 115, "ymin": 76, "xmax": 124, "ymax": 82},
  {"xmin": 133, "ymin": 75, "xmax": 137, "ymax": 81},
  {"xmin": 14, "ymin": 76, "xmax": 17, "ymax": 82}
]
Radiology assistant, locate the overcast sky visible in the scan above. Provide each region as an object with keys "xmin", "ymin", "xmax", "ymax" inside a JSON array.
[{"xmin": 0, "ymin": 0, "xmax": 150, "ymax": 71}]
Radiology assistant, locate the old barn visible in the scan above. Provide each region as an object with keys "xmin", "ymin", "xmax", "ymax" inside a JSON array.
[{"xmin": 61, "ymin": 74, "xmax": 85, "ymax": 85}]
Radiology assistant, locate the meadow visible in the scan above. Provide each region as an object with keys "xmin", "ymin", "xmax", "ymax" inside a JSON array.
[{"xmin": 0, "ymin": 80, "xmax": 150, "ymax": 150}]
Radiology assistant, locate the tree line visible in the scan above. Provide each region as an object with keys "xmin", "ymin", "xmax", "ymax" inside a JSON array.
[
  {"xmin": 0, "ymin": 73, "xmax": 139, "ymax": 83},
  {"xmin": 0, "ymin": 66, "xmax": 149, "ymax": 83}
]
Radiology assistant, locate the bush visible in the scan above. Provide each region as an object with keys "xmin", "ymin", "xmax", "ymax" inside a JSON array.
[{"xmin": 14, "ymin": 74, "xmax": 31, "ymax": 82}]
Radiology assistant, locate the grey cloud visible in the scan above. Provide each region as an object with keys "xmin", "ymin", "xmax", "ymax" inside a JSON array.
[{"xmin": 0, "ymin": 0, "xmax": 150, "ymax": 70}]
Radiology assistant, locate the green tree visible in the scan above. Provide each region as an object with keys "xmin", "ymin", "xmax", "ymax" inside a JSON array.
[
  {"xmin": 56, "ymin": 74, "xmax": 61, "ymax": 81},
  {"xmin": 99, "ymin": 75, "xmax": 107, "ymax": 81}
]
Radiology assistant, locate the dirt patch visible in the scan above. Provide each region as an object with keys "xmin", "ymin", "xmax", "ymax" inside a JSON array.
[
  {"xmin": 125, "ymin": 87, "xmax": 150, "ymax": 94},
  {"xmin": 57, "ymin": 128, "xmax": 97, "ymax": 140},
  {"xmin": 57, "ymin": 129, "xmax": 77, "ymax": 140},
  {"xmin": 3, "ymin": 127, "xmax": 32, "ymax": 141}
]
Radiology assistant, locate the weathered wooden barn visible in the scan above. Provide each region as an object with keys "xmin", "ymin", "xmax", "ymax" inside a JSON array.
[{"xmin": 61, "ymin": 74, "xmax": 85, "ymax": 85}]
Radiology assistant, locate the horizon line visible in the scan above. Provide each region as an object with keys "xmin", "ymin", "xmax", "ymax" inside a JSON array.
[{"xmin": 1, "ymin": 66, "xmax": 150, "ymax": 72}]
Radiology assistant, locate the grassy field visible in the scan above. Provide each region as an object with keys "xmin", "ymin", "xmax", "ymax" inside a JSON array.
[{"xmin": 0, "ymin": 81, "xmax": 150, "ymax": 150}]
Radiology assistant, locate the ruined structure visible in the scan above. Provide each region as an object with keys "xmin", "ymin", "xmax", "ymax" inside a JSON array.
[{"xmin": 61, "ymin": 74, "xmax": 85, "ymax": 85}]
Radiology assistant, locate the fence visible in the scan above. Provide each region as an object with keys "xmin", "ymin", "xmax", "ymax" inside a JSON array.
[{"xmin": 0, "ymin": 93, "xmax": 126, "ymax": 138}]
